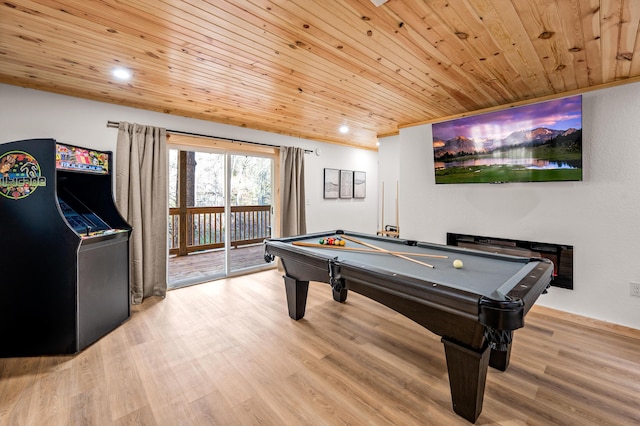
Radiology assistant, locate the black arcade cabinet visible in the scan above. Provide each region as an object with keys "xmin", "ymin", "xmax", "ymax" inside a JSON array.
[{"xmin": 0, "ymin": 138, "xmax": 131, "ymax": 357}]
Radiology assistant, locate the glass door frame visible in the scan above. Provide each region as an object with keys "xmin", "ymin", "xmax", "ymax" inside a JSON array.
[
  {"xmin": 167, "ymin": 136, "xmax": 278, "ymax": 286},
  {"xmin": 225, "ymin": 152, "xmax": 277, "ymax": 276}
]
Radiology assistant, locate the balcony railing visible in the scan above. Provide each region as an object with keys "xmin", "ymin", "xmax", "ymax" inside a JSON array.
[{"xmin": 169, "ymin": 205, "xmax": 271, "ymax": 256}]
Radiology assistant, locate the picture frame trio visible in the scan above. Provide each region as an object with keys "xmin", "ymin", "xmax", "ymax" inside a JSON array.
[{"xmin": 323, "ymin": 168, "xmax": 366, "ymax": 199}]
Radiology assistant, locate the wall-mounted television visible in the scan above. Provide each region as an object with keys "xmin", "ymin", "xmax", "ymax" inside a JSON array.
[{"xmin": 432, "ymin": 95, "xmax": 582, "ymax": 184}]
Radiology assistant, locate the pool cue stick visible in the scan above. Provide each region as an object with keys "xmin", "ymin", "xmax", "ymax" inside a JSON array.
[
  {"xmin": 341, "ymin": 235, "xmax": 435, "ymax": 268},
  {"xmin": 292, "ymin": 241, "xmax": 448, "ymax": 259},
  {"xmin": 396, "ymin": 181, "xmax": 399, "ymax": 236},
  {"xmin": 379, "ymin": 181, "xmax": 385, "ymax": 235}
]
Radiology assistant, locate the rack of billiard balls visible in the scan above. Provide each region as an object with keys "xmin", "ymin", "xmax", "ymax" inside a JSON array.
[{"xmin": 319, "ymin": 237, "xmax": 346, "ymax": 246}]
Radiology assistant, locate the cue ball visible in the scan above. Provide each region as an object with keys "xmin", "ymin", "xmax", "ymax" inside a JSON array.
[{"xmin": 453, "ymin": 259, "xmax": 464, "ymax": 269}]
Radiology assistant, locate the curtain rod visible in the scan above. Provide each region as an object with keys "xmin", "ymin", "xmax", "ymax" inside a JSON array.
[{"xmin": 106, "ymin": 121, "xmax": 313, "ymax": 153}]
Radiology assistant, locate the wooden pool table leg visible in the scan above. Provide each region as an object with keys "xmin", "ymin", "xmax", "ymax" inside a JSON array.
[
  {"xmin": 283, "ymin": 276, "xmax": 309, "ymax": 320},
  {"xmin": 442, "ymin": 338, "xmax": 490, "ymax": 423}
]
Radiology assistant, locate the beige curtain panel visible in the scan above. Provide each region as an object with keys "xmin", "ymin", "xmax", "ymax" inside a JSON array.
[
  {"xmin": 280, "ymin": 146, "xmax": 307, "ymax": 237},
  {"xmin": 115, "ymin": 122, "xmax": 168, "ymax": 304}
]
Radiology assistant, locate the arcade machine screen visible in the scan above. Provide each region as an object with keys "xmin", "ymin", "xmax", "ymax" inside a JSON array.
[{"xmin": 57, "ymin": 194, "xmax": 111, "ymax": 236}]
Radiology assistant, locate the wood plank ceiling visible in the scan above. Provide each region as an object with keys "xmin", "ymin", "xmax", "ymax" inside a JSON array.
[{"xmin": 1, "ymin": 0, "xmax": 639, "ymax": 150}]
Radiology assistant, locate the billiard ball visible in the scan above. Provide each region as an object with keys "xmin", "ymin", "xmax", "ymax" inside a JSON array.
[{"xmin": 453, "ymin": 259, "xmax": 464, "ymax": 269}]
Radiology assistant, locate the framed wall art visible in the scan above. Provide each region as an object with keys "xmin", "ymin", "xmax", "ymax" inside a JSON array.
[
  {"xmin": 323, "ymin": 168, "xmax": 339, "ymax": 199},
  {"xmin": 339, "ymin": 170, "xmax": 353, "ymax": 198},
  {"xmin": 353, "ymin": 172, "xmax": 367, "ymax": 198},
  {"xmin": 353, "ymin": 171, "xmax": 366, "ymax": 198}
]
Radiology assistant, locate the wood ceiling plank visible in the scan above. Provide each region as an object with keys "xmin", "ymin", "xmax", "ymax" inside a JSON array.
[
  {"xmin": 598, "ymin": 0, "xmax": 622, "ymax": 82},
  {"xmin": 413, "ymin": 0, "xmax": 531, "ymax": 102},
  {"xmin": 168, "ymin": 0, "xmax": 430, "ymax": 117},
  {"xmin": 230, "ymin": 0, "xmax": 448, "ymax": 117},
  {"xmin": 465, "ymin": 0, "xmax": 553, "ymax": 99},
  {"xmin": 554, "ymin": 0, "xmax": 591, "ymax": 89},
  {"xmin": 280, "ymin": 0, "xmax": 471, "ymax": 110},
  {"xmin": 509, "ymin": 0, "xmax": 573, "ymax": 93},
  {"xmin": 576, "ymin": 0, "xmax": 604, "ymax": 85},
  {"xmin": 616, "ymin": 0, "xmax": 640, "ymax": 79},
  {"xmin": 380, "ymin": 0, "xmax": 513, "ymax": 106}
]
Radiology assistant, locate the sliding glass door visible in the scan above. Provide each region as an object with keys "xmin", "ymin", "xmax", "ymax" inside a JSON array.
[
  {"xmin": 168, "ymin": 147, "xmax": 274, "ymax": 288},
  {"xmin": 228, "ymin": 154, "xmax": 273, "ymax": 273}
]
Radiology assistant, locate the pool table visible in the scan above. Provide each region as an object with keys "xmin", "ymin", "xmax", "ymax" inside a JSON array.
[{"xmin": 264, "ymin": 230, "xmax": 553, "ymax": 423}]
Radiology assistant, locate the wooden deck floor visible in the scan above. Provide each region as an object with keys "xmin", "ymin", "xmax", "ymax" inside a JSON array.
[{"xmin": 168, "ymin": 244, "xmax": 269, "ymax": 286}]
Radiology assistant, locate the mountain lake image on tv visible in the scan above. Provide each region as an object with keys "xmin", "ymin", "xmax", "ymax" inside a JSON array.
[{"xmin": 432, "ymin": 95, "xmax": 582, "ymax": 184}]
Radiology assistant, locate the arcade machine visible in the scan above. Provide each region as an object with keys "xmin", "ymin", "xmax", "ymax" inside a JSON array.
[{"xmin": 0, "ymin": 138, "xmax": 131, "ymax": 357}]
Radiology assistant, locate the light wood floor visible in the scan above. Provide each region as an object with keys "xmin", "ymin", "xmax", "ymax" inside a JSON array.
[{"xmin": 2, "ymin": 270, "xmax": 639, "ymax": 425}]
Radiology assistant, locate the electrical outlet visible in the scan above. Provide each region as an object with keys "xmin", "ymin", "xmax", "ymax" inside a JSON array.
[{"xmin": 631, "ymin": 282, "xmax": 640, "ymax": 297}]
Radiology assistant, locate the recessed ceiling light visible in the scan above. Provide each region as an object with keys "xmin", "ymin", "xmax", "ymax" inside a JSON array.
[
  {"xmin": 339, "ymin": 125, "xmax": 349, "ymax": 134},
  {"xmin": 112, "ymin": 67, "xmax": 132, "ymax": 80}
]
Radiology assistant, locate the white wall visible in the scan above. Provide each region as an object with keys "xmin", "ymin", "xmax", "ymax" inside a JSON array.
[
  {"xmin": 304, "ymin": 145, "xmax": 379, "ymax": 233},
  {"xmin": 379, "ymin": 82, "xmax": 640, "ymax": 329},
  {"xmin": 0, "ymin": 84, "xmax": 378, "ymax": 234}
]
